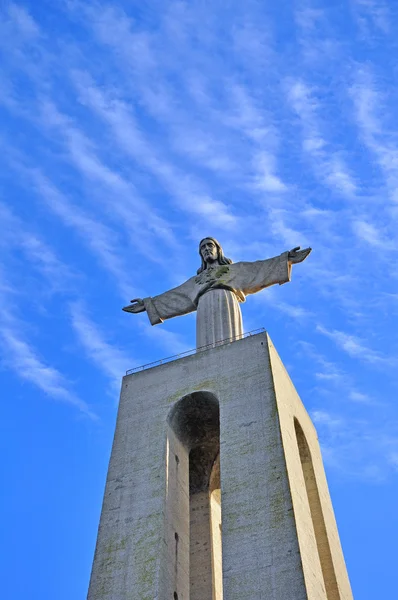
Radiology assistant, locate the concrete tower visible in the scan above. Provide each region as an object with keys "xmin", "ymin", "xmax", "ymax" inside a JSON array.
[{"xmin": 87, "ymin": 331, "xmax": 353, "ymax": 600}]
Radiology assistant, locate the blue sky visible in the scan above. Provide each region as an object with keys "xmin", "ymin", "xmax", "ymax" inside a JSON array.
[{"xmin": 1, "ymin": 0, "xmax": 397, "ymax": 598}]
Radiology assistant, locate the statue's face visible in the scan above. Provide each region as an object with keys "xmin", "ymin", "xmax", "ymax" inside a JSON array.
[{"xmin": 200, "ymin": 239, "xmax": 218, "ymax": 264}]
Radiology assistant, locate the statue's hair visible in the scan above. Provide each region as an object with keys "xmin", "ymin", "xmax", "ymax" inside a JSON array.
[{"xmin": 197, "ymin": 237, "xmax": 233, "ymax": 274}]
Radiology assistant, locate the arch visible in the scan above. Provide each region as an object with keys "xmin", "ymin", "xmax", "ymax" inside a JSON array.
[
  {"xmin": 168, "ymin": 392, "xmax": 219, "ymax": 451},
  {"xmin": 294, "ymin": 418, "xmax": 340, "ymax": 600},
  {"xmin": 167, "ymin": 392, "xmax": 223, "ymax": 600}
]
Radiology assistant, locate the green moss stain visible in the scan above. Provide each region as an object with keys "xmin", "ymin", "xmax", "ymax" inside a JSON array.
[
  {"xmin": 94, "ymin": 535, "xmax": 129, "ymax": 598},
  {"xmin": 95, "ymin": 512, "xmax": 164, "ymax": 598},
  {"xmin": 99, "ymin": 536, "xmax": 128, "ymax": 571},
  {"xmin": 132, "ymin": 513, "xmax": 164, "ymax": 596}
]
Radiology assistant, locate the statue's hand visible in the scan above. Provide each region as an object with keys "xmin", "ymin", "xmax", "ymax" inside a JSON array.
[
  {"xmin": 288, "ymin": 246, "xmax": 312, "ymax": 264},
  {"xmin": 122, "ymin": 298, "xmax": 146, "ymax": 314}
]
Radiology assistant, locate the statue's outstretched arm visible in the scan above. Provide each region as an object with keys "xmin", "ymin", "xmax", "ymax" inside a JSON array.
[
  {"xmin": 240, "ymin": 246, "xmax": 311, "ymax": 297},
  {"xmin": 122, "ymin": 298, "xmax": 146, "ymax": 314},
  {"xmin": 122, "ymin": 280, "xmax": 197, "ymax": 325}
]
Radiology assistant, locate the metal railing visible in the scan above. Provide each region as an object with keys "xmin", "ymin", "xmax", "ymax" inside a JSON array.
[{"xmin": 126, "ymin": 328, "xmax": 266, "ymax": 375}]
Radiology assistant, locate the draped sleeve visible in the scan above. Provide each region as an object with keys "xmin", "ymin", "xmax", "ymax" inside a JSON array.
[
  {"xmin": 143, "ymin": 278, "xmax": 197, "ymax": 325},
  {"xmin": 237, "ymin": 251, "xmax": 291, "ymax": 296}
]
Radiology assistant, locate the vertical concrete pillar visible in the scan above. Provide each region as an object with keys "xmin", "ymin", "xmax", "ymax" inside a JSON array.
[
  {"xmin": 87, "ymin": 332, "xmax": 352, "ymax": 600},
  {"xmin": 189, "ymin": 491, "xmax": 213, "ymax": 600}
]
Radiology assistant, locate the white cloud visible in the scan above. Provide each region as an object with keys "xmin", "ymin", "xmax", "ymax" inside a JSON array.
[
  {"xmin": 268, "ymin": 209, "xmax": 309, "ymax": 248},
  {"xmin": 251, "ymin": 284, "xmax": 312, "ymax": 320},
  {"xmin": 317, "ymin": 324, "xmax": 392, "ymax": 366},
  {"xmin": 353, "ymin": 0, "xmax": 390, "ymax": 35},
  {"xmin": 138, "ymin": 320, "xmax": 191, "ymax": 357},
  {"xmin": 70, "ymin": 302, "xmax": 135, "ymax": 388},
  {"xmin": 253, "ymin": 152, "xmax": 288, "ymax": 193},
  {"xmin": 37, "ymin": 99, "xmax": 179, "ymax": 255},
  {"xmin": 311, "ymin": 410, "xmax": 344, "ymax": 428},
  {"xmin": 310, "ymin": 407, "xmax": 398, "ymax": 482},
  {"xmin": 0, "ymin": 262, "xmax": 95, "ymax": 418},
  {"xmin": 389, "ymin": 452, "xmax": 398, "ymax": 470},
  {"xmin": 349, "ymin": 390, "xmax": 373, "ymax": 404},
  {"xmin": 67, "ymin": 7, "xmax": 285, "ymax": 231},
  {"xmin": 0, "ymin": 201, "xmax": 78, "ymax": 292},
  {"xmin": 0, "ymin": 320, "xmax": 96, "ymax": 419},
  {"xmin": 350, "ymin": 68, "xmax": 398, "ymax": 200},
  {"xmin": 71, "ymin": 73, "xmax": 237, "ymax": 228},
  {"xmin": 295, "ymin": 6, "xmax": 324, "ymax": 32},
  {"xmin": 287, "ymin": 79, "xmax": 358, "ymax": 198},
  {"xmin": 30, "ymin": 172, "xmax": 135, "ymax": 299},
  {"xmin": 298, "ymin": 340, "xmax": 380, "ymax": 401},
  {"xmin": 4, "ymin": 3, "xmax": 40, "ymax": 39},
  {"xmin": 315, "ymin": 362, "xmax": 345, "ymax": 383},
  {"xmin": 352, "ymin": 219, "xmax": 394, "ymax": 249}
]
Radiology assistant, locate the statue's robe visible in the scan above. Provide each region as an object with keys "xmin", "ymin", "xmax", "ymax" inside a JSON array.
[{"xmin": 142, "ymin": 252, "xmax": 291, "ymax": 348}]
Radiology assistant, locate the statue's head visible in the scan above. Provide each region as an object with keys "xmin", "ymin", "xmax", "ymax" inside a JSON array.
[{"xmin": 197, "ymin": 237, "xmax": 233, "ymax": 274}]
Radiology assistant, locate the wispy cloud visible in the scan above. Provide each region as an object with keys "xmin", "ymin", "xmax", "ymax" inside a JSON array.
[
  {"xmin": 294, "ymin": 3, "xmax": 344, "ymax": 65},
  {"xmin": 296, "ymin": 340, "xmax": 378, "ymax": 403},
  {"xmin": 36, "ymin": 99, "xmax": 180, "ymax": 258},
  {"xmin": 389, "ymin": 452, "xmax": 398, "ymax": 471},
  {"xmin": 69, "ymin": 302, "xmax": 135, "ymax": 388},
  {"xmin": 317, "ymin": 324, "xmax": 393, "ymax": 366},
  {"xmin": 66, "ymin": 2, "xmax": 287, "ymax": 236},
  {"xmin": 312, "ymin": 409, "xmax": 344, "ymax": 429},
  {"xmin": 315, "ymin": 363, "xmax": 345, "ymax": 384},
  {"xmin": 0, "ymin": 30, "xmax": 180, "ymax": 268},
  {"xmin": 0, "ymin": 317, "xmax": 96, "ymax": 419},
  {"xmin": 252, "ymin": 152, "xmax": 288, "ymax": 193},
  {"xmin": 349, "ymin": 390, "xmax": 374, "ymax": 404},
  {"xmin": 286, "ymin": 79, "xmax": 358, "ymax": 198},
  {"xmin": 0, "ymin": 201, "xmax": 78, "ymax": 293},
  {"xmin": 352, "ymin": 219, "xmax": 395, "ymax": 249},
  {"xmin": 0, "ymin": 256, "xmax": 95, "ymax": 418},
  {"xmin": 353, "ymin": 0, "xmax": 391, "ymax": 36},
  {"xmin": 253, "ymin": 285, "xmax": 313, "ymax": 320},
  {"xmin": 350, "ymin": 67, "xmax": 398, "ymax": 200},
  {"xmin": 138, "ymin": 320, "xmax": 191, "ymax": 356},
  {"xmin": 29, "ymin": 172, "xmax": 135, "ymax": 299},
  {"xmin": 311, "ymin": 408, "xmax": 398, "ymax": 482},
  {"xmin": 71, "ymin": 72, "xmax": 237, "ymax": 228},
  {"xmin": 2, "ymin": 3, "xmax": 40, "ymax": 39}
]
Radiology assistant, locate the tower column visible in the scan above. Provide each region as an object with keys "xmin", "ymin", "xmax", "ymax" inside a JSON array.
[{"xmin": 87, "ymin": 332, "xmax": 352, "ymax": 600}]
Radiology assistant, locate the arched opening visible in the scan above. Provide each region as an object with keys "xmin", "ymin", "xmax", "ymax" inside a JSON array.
[
  {"xmin": 294, "ymin": 418, "xmax": 340, "ymax": 600},
  {"xmin": 168, "ymin": 392, "xmax": 223, "ymax": 600}
]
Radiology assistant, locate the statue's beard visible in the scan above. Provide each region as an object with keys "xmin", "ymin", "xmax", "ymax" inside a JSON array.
[{"xmin": 205, "ymin": 257, "xmax": 218, "ymax": 266}]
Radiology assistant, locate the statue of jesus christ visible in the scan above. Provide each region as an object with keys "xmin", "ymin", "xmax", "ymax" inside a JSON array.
[{"xmin": 123, "ymin": 238, "xmax": 311, "ymax": 348}]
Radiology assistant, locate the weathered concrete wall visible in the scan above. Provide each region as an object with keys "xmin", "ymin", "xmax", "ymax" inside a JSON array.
[
  {"xmin": 190, "ymin": 491, "xmax": 213, "ymax": 600},
  {"xmin": 87, "ymin": 365, "xmax": 169, "ymax": 600},
  {"xmin": 87, "ymin": 331, "xmax": 352, "ymax": 600},
  {"xmin": 268, "ymin": 337, "xmax": 353, "ymax": 600},
  {"xmin": 217, "ymin": 334, "xmax": 308, "ymax": 599}
]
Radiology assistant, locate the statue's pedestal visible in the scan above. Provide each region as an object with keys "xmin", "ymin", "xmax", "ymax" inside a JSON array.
[{"xmin": 87, "ymin": 332, "xmax": 352, "ymax": 600}]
